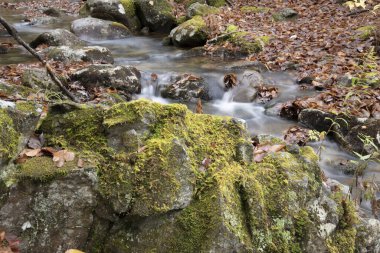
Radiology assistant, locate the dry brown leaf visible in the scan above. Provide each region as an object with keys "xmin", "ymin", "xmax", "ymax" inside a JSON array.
[{"xmin": 25, "ymin": 148, "xmax": 42, "ymax": 157}]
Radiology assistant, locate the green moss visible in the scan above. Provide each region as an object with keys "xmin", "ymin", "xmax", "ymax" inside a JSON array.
[
  {"xmin": 356, "ymin": 25, "xmax": 375, "ymax": 40},
  {"xmin": 224, "ymin": 25, "xmax": 271, "ymax": 54},
  {"xmin": 0, "ymin": 109, "xmax": 20, "ymax": 162},
  {"xmin": 241, "ymin": 6, "xmax": 270, "ymax": 13},
  {"xmin": 15, "ymin": 101, "xmax": 37, "ymax": 114},
  {"xmin": 176, "ymin": 15, "xmax": 187, "ymax": 24},
  {"xmin": 326, "ymin": 193, "xmax": 358, "ymax": 253},
  {"xmin": 299, "ymin": 146, "xmax": 319, "ymax": 163},
  {"xmin": 111, "ymin": 21, "xmax": 129, "ymax": 30},
  {"xmin": 169, "ymin": 188, "xmax": 222, "ymax": 252},
  {"xmin": 17, "ymin": 156, "xmax": 76, "ymax": 181},
  {"xmin": 120, "ymin": 0, "xmax": 136, "ymax": 17},
  {"xmin": 207, "ymin": 0, "xmax": 225, "ymax": 7},
  {"xmin": 39, "ymin": 104, "xmax": 107, "ymax": 153}
]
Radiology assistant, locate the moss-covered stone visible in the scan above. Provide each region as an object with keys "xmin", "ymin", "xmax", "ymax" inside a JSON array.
[
  {"xmin": 39, "ymin": 103, "xmax": 107, "ymax": 153},
  {"xmin": 29, "ymin": 99, "xmax": 361, "ymax": 252},
  {"xmin": 186, "ymin": 2, "xmax": 220, "ymax": 18},
  {"xmin": 16, "ymin": 156, "xmax": 77, "ymax": 181},
  {"xmin": 224, "ymin": 25, "xmax": 270, "ymax": 54},
  {"xmin": 0, "ymin": 109, "xmax": 20, "ymax": 165},
  {"xmin": 134, "ymin": 0, "xmax": 176, "ymax": 33},
  {"xmin": 241, "ymin": 6, "xmax": 270, "ymax": 13},
  {"xmin": 170, "ymin": 16, "xmax": 208, "ymax": 47},
  {"xmin": 356, "ymin": 25, "xmax": 375, "ymax": 40}
]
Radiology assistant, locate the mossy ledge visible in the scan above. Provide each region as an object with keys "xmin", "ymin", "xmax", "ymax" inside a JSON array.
[{"xmin": 3, "ymin": 99, "xmax": 359, "ymax": 252}]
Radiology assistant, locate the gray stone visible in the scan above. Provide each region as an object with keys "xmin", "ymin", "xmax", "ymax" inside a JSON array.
[
  {"xmin": 86, "ymin": 0, "xmax": 141, "ymax": 31},
  {"xmin": 161, "ymin": 73, "xmax": 211, "ymax": 101},
  {"xmin": 46, "ymin": 45, "xmax": 114, "ymax": 64},
  {"xmin": 30, "ymin": 29, "xmax": 86, "ymax": 48},
  {"xmin": 71, "ymin": 17, "xmax": 131, "ymax": 40},
  {"xmin": 71, "ymin": 64, "xmax": 141, "ymax": 94},
  {"xmin": 0, "ymin": 169, "xmax": 98, "ymax": 253}
]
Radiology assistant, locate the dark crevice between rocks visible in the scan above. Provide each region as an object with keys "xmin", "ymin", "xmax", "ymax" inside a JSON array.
[{"xmin": 237, "ymin": 183, "xmax": 254, "ymax": 244}]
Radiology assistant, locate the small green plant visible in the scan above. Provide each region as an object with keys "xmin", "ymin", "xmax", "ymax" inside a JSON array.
[
  {"xmin": 351, "ymin": 47, "xmax": 380, "ymax": 87},
  {"xmin": 308, "ymin": 117, "xmax": 348, "ymax": 159}
]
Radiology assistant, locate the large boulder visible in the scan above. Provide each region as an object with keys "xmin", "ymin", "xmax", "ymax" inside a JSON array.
[
  {"xmin": 0, "ymin": 100, "xmax": 377, "ymax": 253},
  {"xmin": 134, "ymin": 0, "xmax": 176, "ymax": 33},
  {"xmin": 45, "ymin": 45, "xmax": 114, "ymax": 64},
  {"xmin": 160, "ymin": 73, "xmax": 211, "ymax": 101},
  {"xmin": 71, "ymin": 64, "xmax": 141, "ymax": 94},
  {"xmin": 169, "ymin": 16, "xmax": 208, "ymax": 47},
  {"xmin": 84, "ymin": 0, "xmax": 141, "ymax": 31},
  {"xmin": 30, "ymin": 29, "xmax": 86, "ymax": 48},
  {"xmin": 71, "ymin": 17, "xmax": 131, "ymax": 40}
]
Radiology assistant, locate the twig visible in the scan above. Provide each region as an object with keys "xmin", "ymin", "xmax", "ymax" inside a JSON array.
[
  {"xmin": 347, "ymin": 9, "xmax": 370, "ymax": 16},
  {"xmin": 207, "ymin": 32, "xmax": 238, "ymax": 44},
  {"xmin": 0, "ymin": 15, "xmax": 78, "ymax": 102}
]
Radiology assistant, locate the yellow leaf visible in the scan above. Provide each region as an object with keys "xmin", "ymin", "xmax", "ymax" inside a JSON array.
[{"xmin": 65, "ymin": 250, "xmax": 85, "ymax": 253}]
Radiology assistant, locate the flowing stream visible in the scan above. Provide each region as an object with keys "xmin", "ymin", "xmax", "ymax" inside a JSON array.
[{"xmin": 1, "ymin": 7, "xmax": 379, "ymax": 213}]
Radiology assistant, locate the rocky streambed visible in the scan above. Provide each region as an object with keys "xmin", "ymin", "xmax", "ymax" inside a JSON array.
[{"xmin": 0, "ymin": 0, "xmax": 380, "ymax": 252}]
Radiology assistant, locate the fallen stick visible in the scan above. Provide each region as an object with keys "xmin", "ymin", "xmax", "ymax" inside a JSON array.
[
  {"xmin": 207, "ymin": 32, "xmax": 238, "ymax": 44},
  {"xmin": 0, "ymin": 15, "xmax": 78, "ymax": 102}
]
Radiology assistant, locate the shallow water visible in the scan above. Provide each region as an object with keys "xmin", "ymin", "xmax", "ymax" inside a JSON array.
[{"xmin": 1, "ymin": 6, "xmax": 379, "ymax": 211}]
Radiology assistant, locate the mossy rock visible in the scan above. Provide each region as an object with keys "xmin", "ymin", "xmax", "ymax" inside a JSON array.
[
  {"xmin": 0, "ymin": 109, "xmax": 20, "ymax": 165},
  {"xmin": 241, "ymin": 6, "xmax": 270, "ymax": 13},
  {"xmin": 134, "ymin": 0, "xmax": 176, "ymax": 33},
  {"xmin": 7, "ymin": 99, "xmax": 360, "ymax": 252},
  {"xmin": 224, "ymin": 25, "xmax": 271, "ymax": 54},
  {"xmin": 169, "ymin": 16, "xmax": 208, "ymax": 47},
  {"xmin": 356, "ymin": 25, "xmax": 375, "ymax": 40},
  {"xmin": 186, "ymin": 2, "xmax": 220, "ymax": 18},
  {"xmin": 86, "ymin": 0, "xmax": 141, "ymax": 31},
  {"xmin": 16, "ymin": 156, "xmax": 77, "ymax": 181}
]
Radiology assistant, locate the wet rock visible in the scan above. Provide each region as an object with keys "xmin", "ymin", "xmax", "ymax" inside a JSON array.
[
  {"xmin": 28, "ymin": 16, "xmax": 60, "ymax": 26},
  {"xmin": 134, "ymin": 0, "xmax": 176, "ymax": 33},
  {"xmin": 186, "ymin": 2, "xmax": 219, "ymax": 19},
  {"xmin": 299, "ymin": 109, "xmax": 335, "ymax": 132},
  {"xmin": 169, "ymin": 16, "xmax": 208, "ymax": 47},
  {"xmin": 356, "ymin": 218, "xmax": 380, "ymax": 253},
  {"xmin": 230, "ymin": 85, "xmax": 258, "ymax": 103},
  {"xmin": 273, "ymin": 8, "xmax": 298, "ymax": 21},
  {"xmin": 299, "ymin": 109, "xmax": 380, "ymax": 154},
  {"xmin": 71, "ymin": 64, "xmax": 141, "ymax": 94},
  {"xmin": 71, "ymin": 17, "xmax": 131, "ymax": 40},
  {"xmin": 85, "ymin": 0, "xmax": 141, "ymax": 31},
  {"xmin": 30, "ymin": 29, "xmax": 86, "ymax": 49},
  {"xmin": 0, "ymin": 168, "xmax": 99, "ymax": 253},
  {"xmin": 240, "ymin": 70, "xmax": 265, "ymax": 87},
  {"xmin": 161, "ymin": 73, "xmax": 211, "ymax": 101},
  {"xmin": 46, "ymin": 45, "xmax": 114, "ymax": 64}
]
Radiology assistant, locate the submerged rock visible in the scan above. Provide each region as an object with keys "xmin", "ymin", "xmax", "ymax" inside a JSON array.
[
  {"xmin": 160, "ymin": 73, "xmax": 211, "ymax": 101},
  {"xmin": 85, "ymin": 0, "xmax": 141, "ymax": 31},
  {"xmin": 30, "ymin": 29, "xmax": 86, "ymax": 48},
  {"xmin": 46, "ymin": 45, "xmax": 114, "ymax": 64},
  {"xmin": 28, "ymin": 16, "xmax": 60, "ymax": 26},
  {"xmin": 169, "ymin": 16, "xmax": 208, "ymax": 47},
  {"xmin": 71, "ymin": 64, "xmax": 141, "ymax": 94},
  {"xmin": 134, "ymin": 0, "xmax": 176, "ymax": 33},
  {"xmin": 71, "ymin": 17, "xmax": 131, "ymax": 40},
  {"xmin": 0, "ymin": 99, "xmax": 376, "ymax": 252}
]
